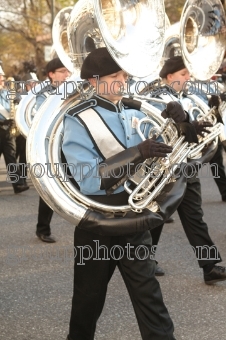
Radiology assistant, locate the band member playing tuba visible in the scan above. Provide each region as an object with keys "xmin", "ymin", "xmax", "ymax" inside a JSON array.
[
  {"xmin": 62, "ymin": 47, "xmax": 188, "ymax": 340},
  {"xmin": 35, "ymin": 57, "xmax": 71, "ymax": 243},
  {"xmin": 147, "ymin": 55, "xmax": 226, "ymax": 284}
]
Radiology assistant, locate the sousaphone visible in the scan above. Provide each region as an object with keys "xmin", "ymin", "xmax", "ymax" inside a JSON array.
[
  {"xmin": 26, "ymin": 0, "xmax": 188, "ymax": 229},
  {"xmin": 181, "ymin": 0, "xmax": 226, "ymax": 158},
  {"xmin": 153, "ymin": 0, "xmax": 226, "ymax": 160}
]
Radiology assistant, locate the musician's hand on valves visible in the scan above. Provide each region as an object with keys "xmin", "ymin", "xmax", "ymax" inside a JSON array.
[
  {"xmin": 192, "ymin": 121, "xmax": 213, "ymax": 137},
  {"xmin": 161, "ymin": 101, "xmax": 187, "ymax": 123},
  {"xmin": 137, "ymin": 136, "xmax": 173, "ymax": 160},
  {"xmin": 220, "ymin": 92, "xmax": 226, "ymax": 102},
  {"xmin": 208, "ymin": 95, "xmax": 220, "ymax": 109}
]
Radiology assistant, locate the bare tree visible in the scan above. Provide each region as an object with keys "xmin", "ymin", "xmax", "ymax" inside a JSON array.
[
  {"xmin": 0, "ymin": 0, "xmax": 75, "ymax": 78},
  {"xmin": 164, "ymin": 0, "xmax": 186, "ymax": 23}
]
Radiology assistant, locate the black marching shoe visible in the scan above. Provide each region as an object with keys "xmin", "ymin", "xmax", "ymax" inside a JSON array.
[
  {"xmin": 36, "ymin": 232, "xmax": 56, "ymax": 243},
  {"xmin": 165, "ymin": 216, "xmax": 175, "ymax": 223},
  {"xmin": 14, "ymin": 183, "xmax": 30, "ymax": 194},
  {"xmin": 155, "ymin": 264, "xmax": 165, "ymax": 276},
  {"xmin": 204, "ymin": 265, "xmax": 226, "ymax": 285}
]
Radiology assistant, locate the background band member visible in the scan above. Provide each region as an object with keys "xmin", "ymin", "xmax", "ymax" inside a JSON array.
[
  {"xmin": 160, "ymin": 55, "xmax": 226, "ymax": 201},
  {"xmin": 149, "ymin": 55, "xmax": 226, "ymax": 284},
  {"xmin": 61, "ymin": 47, "xmax": 189, "ymax": 340},
  {"xmin": 204, "ymin": 94, "xmax": 226, "ymax": 202},
  {"xmin": 35, "ymin": 58, "xmax": 71, "ymax": 243},
  {"xmin": 0, "ymin": 62, "xmax": 29, "ymax": 194}
]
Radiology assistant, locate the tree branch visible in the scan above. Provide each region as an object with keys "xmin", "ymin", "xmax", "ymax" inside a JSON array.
[{"xmin": 0, "ymin": 9, "xmax": 50, "ymax": 26}]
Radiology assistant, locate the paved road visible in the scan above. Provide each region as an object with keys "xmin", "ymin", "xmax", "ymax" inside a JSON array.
[{"xmin": 1, "ymin": 155, "xmax": 226, "ymax": 340}]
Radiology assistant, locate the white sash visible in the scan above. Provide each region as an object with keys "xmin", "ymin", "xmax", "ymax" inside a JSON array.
[{"xmin": 78, "ymin": 108, "xmax": 125, "ymax": 159}]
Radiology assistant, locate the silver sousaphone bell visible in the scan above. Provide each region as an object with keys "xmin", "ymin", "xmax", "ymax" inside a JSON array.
[
  {"xmin": 180, "ymin": 0, "xmax": 226, "ymax": 159},
  {"xmin": 154, "ymin": 0, "xmax": 226, "ymax": 160}
]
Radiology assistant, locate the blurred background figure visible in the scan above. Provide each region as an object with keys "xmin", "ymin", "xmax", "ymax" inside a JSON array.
[
  {"xmin": 35, "ymin": 57, "xmax": 71, "ymax": 243},
  {"xmin": 0, "ymin": 60, "xmax": 29, "ymax": 194}
]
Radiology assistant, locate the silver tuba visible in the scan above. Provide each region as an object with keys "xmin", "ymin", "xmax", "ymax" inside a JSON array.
[
  {"xmin": 26, "ymin": 0, "xmax": 188, "ymax": 225},
  {"xmin": 180, "ymin": 0, "xmax": 226, "ymax": 159},
  {"xmin": 180, "ymin": 92, "xmax": 226, "ymax": 159},
  {"xmin": 154, "ymin": 0, "xmax": 226, "ymax": 160},
  {"xmin": 15, "ymin": 81, "xmax": 45, "ymax": 138},
  {"xmin": 180, "ymin": 0, "xmax": 226, "ymax": 81},
  {"xmin": 122, "ymin": 100, "xmax": 190, "ymax": 212},
  {"xmin": 52, "ymin": 6, "xmax": 74, "ymax": 73}
]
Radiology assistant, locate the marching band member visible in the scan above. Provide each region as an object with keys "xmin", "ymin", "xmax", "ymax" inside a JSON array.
[
  {"xmin": 160, "ymin": 56, "xmax": 226, "ymax": 199},
  {"xmin": 0, "ymin": 62, "xmax": 29, "ymax": 194},
  {"xmin": 194, "ymin": 86, "xmax": 226, "ymax": 202},
  {"xmin": 147, "ymin": 55, "xmax": 226, "ymax": 284},
  {"xmin": 35, "ymin": 57, "xmax": 71, "ymax": 243},
  {"xmin": 62, "ymin": 47, "xmax": 188, "ymax": 340}
]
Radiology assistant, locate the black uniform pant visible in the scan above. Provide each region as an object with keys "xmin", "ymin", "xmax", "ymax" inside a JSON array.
[
  {"xmin": 209, "ymin": 143, "xmax": 226, "ymax": 200},
  {"xmin": 151, "ymin": 176, "xmax": 222, "ymax": 268},
  {"xmin": 16, "ymin": 134, "xmax": 27, "ymax": 177},
  {"xmin": 36, "ymin": 197, "xmax": 53, "ymax": 236},
  {"xmin": 68, "ymin": 227, "xmax": 176, "ymax": 340},
  {"xmin": 0, "ymin": 127, "xmax": 25, "ymax": 188}
]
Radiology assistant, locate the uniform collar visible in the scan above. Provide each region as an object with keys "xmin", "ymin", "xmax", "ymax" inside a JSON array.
[
  {"xmin": 93, "ymin": 94, "xmax": 123, "ymax": 113},
  {"xmin": 38, "ymin": 83, "xmax": 55, "ymax": 95}
]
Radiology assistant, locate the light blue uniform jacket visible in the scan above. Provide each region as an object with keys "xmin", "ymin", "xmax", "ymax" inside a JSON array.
[{"xmin": 62, "ymin": 96, "xmax": 151, "ymax": 196}]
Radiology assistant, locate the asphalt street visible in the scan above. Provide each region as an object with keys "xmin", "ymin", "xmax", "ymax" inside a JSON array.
[{"xmin": 0, "ymin": 155, "xmax": 226, "ymax": 340}]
